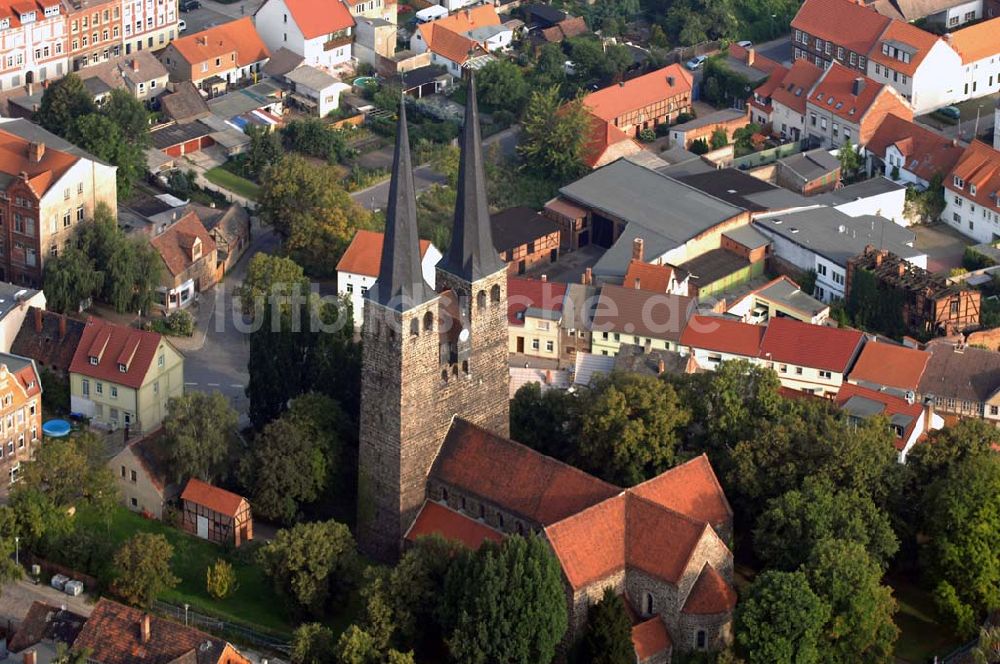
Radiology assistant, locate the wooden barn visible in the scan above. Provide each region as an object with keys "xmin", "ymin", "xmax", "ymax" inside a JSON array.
[{"xmin": 180, "ymin": 478, "xmax": 252, "ymax": 547}]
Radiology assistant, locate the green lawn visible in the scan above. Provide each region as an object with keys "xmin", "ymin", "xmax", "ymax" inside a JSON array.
[
  {"xmin": 892, "ymin": 577, "xmax": 963, "ymax": 663},
  {"xmin": 76, "ymin": 506, "xmax": 292, "ymax": 636},
  {"xmin": 204, "ymin": 167, "xmax": 260, "ymax": 200}
]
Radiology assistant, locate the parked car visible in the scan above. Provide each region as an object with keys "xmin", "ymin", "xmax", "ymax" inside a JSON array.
[
  {"xmin": 64, "ymin": 580, "xmax": 84, "ymax": 597},
  {"xmin": 179, "ymin": 0, "xmax": 200, "ymax": 11},
  {"xmin": 685, "ymin": 55, "xmax": 707, "ymax": 71},
  {"xmin": 736, "ymin": 40, "xmax": 752, "ymax": 48},
  {"xmin": 938, "ymin": 105, "xmax": 961, "ymax": 120},
  {"xmin": 178, "ymin": 19, "xmax": 186, "ymax": 31},
  {"xmin": 50, "ymin": 574, "xmax": 69, "ymax": 591}
]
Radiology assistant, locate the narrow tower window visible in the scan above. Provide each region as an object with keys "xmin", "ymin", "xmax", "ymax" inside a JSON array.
[{"xmin": 491, "ymin": 284, "xmax": 501, "ymax": 303}]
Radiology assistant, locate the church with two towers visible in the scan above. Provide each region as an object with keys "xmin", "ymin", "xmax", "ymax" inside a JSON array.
[{"xmin": 356, "ymin": 75, "xmax": 738, "ymax": 660}]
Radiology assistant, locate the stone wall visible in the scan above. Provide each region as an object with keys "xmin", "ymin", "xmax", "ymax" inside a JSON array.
[
  {"xmin": 427, "ymin": 482, "xmax": 536, "ymax": 536},
  {"xmin": 677, "ymin": 611, "xmax": 733, "ymax": 652},
  {"xmin": 568, "ymin": 573, "xmax": 626, "ymax": 638}
]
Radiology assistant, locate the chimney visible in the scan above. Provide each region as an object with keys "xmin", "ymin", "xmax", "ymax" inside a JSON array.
[
  {"xmin": 632, "ymin": 237, "xmax": 644, "ymax": 262},
  {"xmin": 657, "ymin": 358, "xmax": 666, "ymax": 374},
  {"xmin": 923, "ymin": 396, "xmax": 935, "ymax": 430},
  {"xmin": 131, "ymin": 58, "xmax": 139, "ymax": 71},
  {"xmin": 746, "ymin": 47, "xmax": 756, "ymax": 67},
  {"xmin": 140, "ymin": 614, "xmax": 151, "ymax": 643},
  {"xmin": 33, "ymin": 307, "xmax": 42, "ymax": 333},
  {"xmin": 666, "ymin": 75, "xmax": 674, "ymax": 86},
  {"xmin": 851, "ymin": 77, "xmax": 865, "ymax": 96},
  {"xmin": 58, "ymin": 314, "xmax": 66, "ymax": 339},
  {"xmin": 582, "ymin": 267, "xmax": 593, "ymax": 286},
  {"xmin": 23, "ymin": 649, "xmax": 36, "ymax": 664},
  {"xmin": 634, "ymin": 277, "xmax": 641, "ymax": 289},
  {"xmin": 197, "ymin": 35, "xmax": 207, "ymax": 45},
  {"xmin": 29, "ymin": 141, "xmax": 44, "ymax": 162},
  {"xmin": 540, "ymin": 274, "xmax": 547, "ymax": 282}
]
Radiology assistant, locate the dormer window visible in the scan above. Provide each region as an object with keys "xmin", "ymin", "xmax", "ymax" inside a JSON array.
[
  {"xmin": 970, "ymin": 184, "xmax": 977, "ymax": 195},
  {"xmin": 0, "ymin": 18, "xmax": 9, "ymax": 29},
  {"xmin": 954, "ymin": 176, "xmax": 965, "ymax": 188},
  {"xmin": 89, "ymin": 355, "xmax": 98, "ymax": 365},
  {"xmin": 118, "ymin": 363, "xmax": 127, "ymax": 373}
]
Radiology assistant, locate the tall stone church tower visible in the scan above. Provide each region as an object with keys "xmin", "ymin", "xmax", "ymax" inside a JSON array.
[{"xmin": 357, "ymin": 77, "xmax": 509, "ymax": 561}]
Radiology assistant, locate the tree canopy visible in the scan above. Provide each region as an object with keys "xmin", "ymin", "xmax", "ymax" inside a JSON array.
[
  {"xmin": 112, "ymin": 533, "xmax": 179, "ymax": 607},
  {"xmin": 735, "ymin": 570, "xmax": 829, "ymax": 664},
  {"xmin": 164, "ymin": 391, "xmax": 238, "ymax": 483},
  {"xmin": 518, "ymin": 86, "xmax": 589, "ymax": 183},
  {"xmin": 235, "ymin": 253, "xmax": 310, "ymax": 316},
  {"xmin": 476, "ymin": 60, "xmax": 529, "ymax": 115},
  {"xmin": 579, "ymin": 587, "xmax": 634, "ymax": 664}
]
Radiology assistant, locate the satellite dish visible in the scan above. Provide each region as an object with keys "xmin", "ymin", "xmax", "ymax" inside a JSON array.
[{"xmin": 459, "ymin": 328, "xmax": 470, "ymax": 343}]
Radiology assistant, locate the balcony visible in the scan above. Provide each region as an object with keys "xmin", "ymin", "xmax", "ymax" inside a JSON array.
[{"xmin": 323, "ymin": 33, "xmax": 352, "ymax": 51}]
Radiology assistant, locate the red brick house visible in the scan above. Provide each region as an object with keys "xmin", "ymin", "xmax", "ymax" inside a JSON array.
[
  {"xmin": 180, "ymin": 477, "xmax": 253, "ymax": 547},
  {"xmin": 791, "ymin": 0, "xmax": 890, "ymax": 71},
  {"xmin": 0, "ymin": 352, "xmax": 41, "ymax": 485},
  {"xmin": 149, "ymin": 211, "xmax": 219, "ymax": 310}
]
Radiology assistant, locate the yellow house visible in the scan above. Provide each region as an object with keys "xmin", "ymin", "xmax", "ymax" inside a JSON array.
[
  {"xmin": 590, "ymin": 284, "xmax": 698, "ymax": 357},
  {"xmin": 507, "ymin": 277, "xmax": 566, "ymax": 361},
  {"xmin": 69, "ymin": 319, "xmax": 184, "ymax": 434}
]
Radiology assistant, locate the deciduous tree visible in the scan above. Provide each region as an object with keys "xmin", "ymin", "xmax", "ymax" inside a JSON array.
[
  {"xmin": 476, "ymin": 60, "xmax": 529, "ymax": 114},
  {"xmin": 518, "ymin": 86, "xmax": 588, "ymax": 183},
  {"xmin": 236, "ymin": 253, "xmax": 310, "ymax": 316},
  {"xmin": 112, "ymin": 533, "xmax": 179, "ymax": 607},
  {"xmin": 735, "ymin": 570, "xmax": 829, "ymax": 664},
  {"xmin": 205, "ymin": 559, "xmax": 238, "ymax": 600},
  {"xmin": 42, "ymin": 246, "xmax": 103, "ymax": 314},
  {"xmin": 35, "ymin": 74, "xmax": 97, "ymax": 136},
  {"xmin": 165, "ymin": 391, "xmax": 238, "ymax": 483},
  {"xmin": 292, "ymin": 623, "xmax": 337, "ymax": 664}
]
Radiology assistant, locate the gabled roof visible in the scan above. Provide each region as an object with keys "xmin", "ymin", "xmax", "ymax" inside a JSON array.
[
  {"xmin": 591, "ymin": 285, "xmax": 697, "ymax": 341},
  {"xmin": 160, "ymin": 81, "xmax": 211, "ymax": 123},
  {"xmin": 759, "ymin": 317, "xmax": 864, "ymax": 373},
  {"xmin": 867, "ymin": 20, "xmax": 940, "ymax": 77},
  {"xmin": 632, "ymin": 616, "xmax": 671, "ymax": 660},
  {"xmin": 180, "ymin": 478, "xmax": 246, "ymax": 518},
  {"xmin": 748, "ymin": 275, "xmax": 828, "ymax": 318},
  {"xmin": 8, "ymin": 602, "xmax": 86, "ymax": 653},
  {"xmin": 623, "ymin": 260, "xmax": 681, "ymax": 294},
  {"xmin": 807, "ymin": 61, "xmax": 898, "ymax": 124},
  {"xmin": 416, "ymin": 5, "xmax": 500, "ymax": 65},
  {"xmin": 947, "ymin": 16, "xmax": 1000, "ymax": 64},
  {"xmin": 836, "ymin": 382, "xmax": 923, "ymax": 448},
  {"xmin": 630, "ymin": 454, "xmax": 733, "ymax": 528},
  {"xmin": 69, "ymin": 318, "xmax": 167, "ymax": 390},
  {"xmin": 72, "ymin": 598, "xmax": 245, "ymax": 664},
  {"xmin": 125, "ymin": 428, "xmax": 172, "ymax": 495},
  {"xmin": 10, "ymin": 308, "xmax": 85, "ymax": 373},
  {"xmin": 766, "ymin": 59, "xmax": 824, "ymax": 116},
  {"xmin": 544, "ymin": 494, "xmax": 626, "ymax": 589},
  {"xmin": 791, "ymin": 0, "xmax": 891, "ymax": 56},
  {"xmin": 580, "ymin": 110, "xmax": 642, "ymax": 169},
  {"xmin": 849, "ymin": 340, "xmax": 929, "ymax": 392},
  {"xmin": 405, "ymin": 500, "xmax": 504, "ymax": 550},
  {"xmin": 149, "ymin": 211, "xmax": 217, "ymax": 277},
  {"xmin": 678, "ymin": 315, "xmax": 765, "ymax": 359},
  {"xmin": 507, "ymin": 276, "xmax": 566, "ymax": 326},
  {"xmin": 336, "ymin": 228, "xmax": 432, "ymax": 277},
  {"xmin": 167, "ymin": 17, "xmax": 269, "ymax": 68},
  {"xmin": 583, "ymin": 65, "xmax": 692, "ymax": 122},
  {"xmin": 490, "ymin": 206, "xmax": 561, "ymax": 252},
  {"xmin": 947, "ymin": 140, "xmax": 1000, "ymax": 213},
  {"xmin": 0, "ymin": 126, "xmax": 79, "ymax": 198},
  {"xmin": 430, "ymin": 418, "xmax": 621, "ymax": 526},
  {"xmin": 918, "ymin": 340, "xmax": 1000, "ymax": 403},
  {"xmin": 279, "ymin": 0, "xmax": 355, "ymax": 40},
  {"xmin": 681, "ymin": 563, "xmax": 738, "ymax": 614},
  {"xmin": 866, "ymin": 113, "xmax": 963, "ymax": 182}
]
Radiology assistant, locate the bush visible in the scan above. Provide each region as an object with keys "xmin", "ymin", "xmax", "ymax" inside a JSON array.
[
  {"xmin": 638, "ymin": 128, "xmax": 656, "ymax": 143},
  {"xmin": 689, "ymin": 138, "xmax": 709, "ymax": 155},
  {"xmin": 674, "ymin": 111, "xmax": 695, "ymax": 124},
  {"xmin": 206, "ymin": 559, "xmax": 238, "ymax": 600},
  {"xmin": 963, "ymin": 246, "xmax": 996, "ymax": 271},
  {"xmin": 655, "ymin": 122, "xmax": 671, "ymax": 137}
]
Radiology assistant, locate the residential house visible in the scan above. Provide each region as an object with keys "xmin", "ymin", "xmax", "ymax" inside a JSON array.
[
  {"xmin": 582, "ymin": 64, "xmax": 693, "ymax": 138},
  {"xmin": 336, "ymin": 228, "xmax": 441, "ymax": 327},
  {"xmin": 623, "ymin": 240, "xmax": 690, "ymax": 295},
  {"xmin": 73, "ymin": 599, "xmax": 250, "ymax": 663},
  {"xmin": 865, "ymin": 113, "xmax": 964, "ymax": 188},
  {"xmin": 180, "ymin": 477, "xmax": 253, "ymax": 547},
  {"xmin": 0, "ymin": 118, "xmax": 118, "ymax": 287},
  {"xmin": 0, "ymin": 352, "xmax": 41, "ymax": 484},
  {"xmin": 948, "ymin": 16, "xmax": 1000, "ymax": 103},
  {"xmin": 677, "ymin": 315, "xmax": 765, "ymax": 370},
  {"xmin": 845, "ymin": 246, "xmax": 980, "ymax": 335},
  {"xmin": 0, "ymin": 0, "xmax": 69, "ymax": 91},
  {"xmin": 536, "ymin": 15, "xmax": 587, "ymax": 44},
  {"xmin": 11, "ymin": 307, "xmax": 84, "ymax": 375},
  {"xmin": 149, "ymin": 210, "xmax": 219, "ymax": 310},
  {"xmin": 753, "ymin": 206, "xmax": 926, "ymax": 302},
  {"xmin": 669, "ymin": 108, "xmax": 748, "ymax": 150},
  {"xmin": 590, "ymin": 284, "xmax": 697, "ymax": 356},
  {"xmin": 866, "ymin": 0, "xmax": 986, "ymax": 27},
  {"xmin": 775, "ymin": 148, "xmax": 842, "ymax": 196},
  {"xmin": 836, "ymin": 382, "xmax": 942, "ymax": 462},
  {"xmin": 254, "ymin": 0, "xmax": 355, "ymax": 71},
  {"xmin": 507, "ymin": 276, "xmax": 566, "ymax": 360},
  {"xmin": 725, "ymin": 275, "xmax": 829, "ymax": 325},
  {"xmin": 203, "ymin": 202, "xmax": 250, "ymax": 272},
  {"xmin": 108, "ymin": 427, "xmax": 178, "ymax": 518},
  {"xmin": 580, "ymin": 109, "xmax": 642, "ymax": 170},
  {"xmin": 917, "ymin": 340, "xmax": 1000, "ymax": 423},
  {"xmin": 748, "ymin": 63, "xmax": 789, "ymax": 129},
  {"xmin": 283, "ymin": 64, "xmax": 350, "ymax": 116},
  {"xmin": 847, "ymin": 338, "xmax": 930, "ymax": 395},
  {"xmin": 160, "ymin": 17, "xmax": 270, "ymax": 93},
  {"xmin": 613, "ymin": 343, "xmax": 698, "ymax": 378},
  {"xmin": 559, "ymin": 281, "xmax": 596, "ymax": 363},
  {"xmin": 791, "ymin": 0, "xmax": 890, "ymax": 72},
  {"xmin": 759, "ymin": 317, "xmax": 865, "ymax": 397},
  {"xmin": 347, "ymin": 0, "xmax": 395, "ymax": 22},
  {"xmin": 68, "ymin": 318, "xmax": 184, "ymax": 433},
  {"xmin": 491, "ymin": 206, "xmax": 561, "ymax": 275},
  {"xmin": 943, "ymin": 140, "xmax": 1000, "ymax": 244},
  {"xmin": 122, "ymin": 0, "xmax": 179, "ymax": 55},
  {"xmin": 409, "ymin": 6, "xmax": 510, "ymax": 76},
  {"xmin": 63, "ymin": 0, "xmax": 122, "ymax": 71},
  {"xmin": 804, "ymin": 62, "xmax": 913, "ymax": 148},
  {"xmin": 5, "ymin": 601, "xmax": 86, "ymax": 658},
  {"xmin": 0, "ymin": 282, "xmax": 44, "ymax": 351},
  {"xmin": 865, "ymin": 20, "xmax": 961, "ymax": 114},
  {"xmin": 84, "ymin": 51, "xmax": 169, "ymax": 100},
  {"xmin": 160, "ymin": 79, "xmax": 211, "ymax": 123},
  {"xmin": 401, "ymin": 64, "xmax": 452, "ymax": 98},
  {"xmin": 754, "ymin": 58, "xmax": 824, "ymax": 141}
]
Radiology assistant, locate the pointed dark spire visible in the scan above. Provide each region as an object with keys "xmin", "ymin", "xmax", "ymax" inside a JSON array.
[
  {"xmin": 368, "ymin": 96, "xmax": 435, "ymax": 312},
  {"xmin": 437, "ymin": 71, "xmax": 505, "ymax": 283}
]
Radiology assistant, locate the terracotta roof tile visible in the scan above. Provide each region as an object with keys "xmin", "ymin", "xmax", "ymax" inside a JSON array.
[
  {"xmin": 149, "ymin": 211, "xmax": 217, "ymax": 278},
  {"xmin": 948, "ymin": 16, "xmax": 1000, "ymax": 64},
  {"xmin": 583, "ymin": 65, "xmax": 692, "ymax": 123},
  {"xmin": 768, "ymin": 59, "xmax": 824, "ymax": 115},
  {"xmin": 759, "ymin": 317, "xmax": 864, "ymax": 373},
  {"xmin": 848, "ymin": 340, "xmax": 930, "ymax": 391},
  {"xmin": 625, "ymin": 495, "xmax": 709, "ymax": 584},
  {"xmin": 416, "ymin": 5, "xmax": 500, "ymax": 65},
  {"xmin": 544, "ymin": 494, "xmax": 626, "ymax": 588},
  {"xmin": 336, "ymin": 228, "xmax": 431, "ymax": 277},
  {"xmin": 168, "ymin": 17, "xmax": 269, "ymax": 68},
  {"xmin": 10, "ymin": 308, "xmax": 85, "ymax": 373},
  {"xmin": 866, "ymin": 113, "xmax": 963, "ymax": 183},
  {"xmin": 69, "ymin": 318, "xmax": 167, "ymax": 390},
  {"xmin": 0, "ymin": 128, "xmax": 79, "ymax": 198},
  {"xmin": 507, "ymin": 276, "xmax": 566, "ymax": 326},
  {"xmin": 431, "ymin": 418, "xmax": 620, "ymax": 526},
  {"xmin": 835, "ymin": 382, "xmax": 924, "ymax": 448},
  {"xmin": 181, "ymin": 478, "xmax": 246, "ymax": 518},
  {"xmin": 808, "ymin": 62, "xmax": 903, "ymax": 124},
  {"xmin": 630, "ymin": 454, "xmax": 733, "ymax": 527},
  {"xmin": 679, "ymin": 315, "xmax": 765, "ymax": 358},
  {"xmin": 681, "ymin": 563, "xmax": 737, "ymax": 614},
  {"xmin": 280, "ymin": 0, "xmax": 355, "ymax": 40},
  {"xmin": 591, "ymin": 285, "xmax": 697, "ymax": 342},
  {"xmin": 946, "ymin": 140, "xmax": 1000, "ymax": 213},
  {"xmin": 867, "ymin": 21, "xmax": 940, "ymax": 76},
  {"xmin": 631, "ymin": 616, "xmax": 671, "ymax": 660},
  {"xmin": 404, "ymin": 500, "xmax": 504, "ymax": 549},
  {"xmin": 622, "ymin": 260, "xmax": 679, "ymax": 294},
  {"xmin": 791, "ymin": 0, "xmax": 891, "ymax": 56},
  {"xmin": 581, "ymin": 110, "xmax": 642, "ymax": 168}
]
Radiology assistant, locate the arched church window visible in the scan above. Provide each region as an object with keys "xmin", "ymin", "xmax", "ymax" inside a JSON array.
[
  {"xmin": 477, "ymin": 290, "xmax": 486, "ymax": 309},
  {"xmin": 462, "ymin": 360, "xmax": 469, "ymax": 374},
  {"xmin": 696, "ymin": 631, "xmax": 706, "ymax": 649},
  {"xmin": 441, "ymin": 369, "xmax": 448, "ymax": 381},
  {"xmin": 409, "ymin": 318, "xmax": 419, "ymax": 336},
  {"xmin": 644, "ymin": 593, "xmax": 654, "ymax": 616},
  {"xmin": 490, "ymin": 284, "xmax": 501, "ymax": 303},
  {"xmin": 423, "ymin": 311, "xmax": 433, "ymax": 332}
]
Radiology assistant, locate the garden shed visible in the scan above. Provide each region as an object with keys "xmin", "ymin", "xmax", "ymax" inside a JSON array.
[{"xmin": 180, "ymin": 478, "xmax": 253, "ymax": 547}]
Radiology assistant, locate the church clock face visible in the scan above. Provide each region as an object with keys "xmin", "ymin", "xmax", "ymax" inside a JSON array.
[{"xmin": 458, "ymin": 328, "xmax": 470, "ymax": 343}]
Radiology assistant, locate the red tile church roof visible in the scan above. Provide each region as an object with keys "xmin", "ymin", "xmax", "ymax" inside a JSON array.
[
  {"xmin": 405, "ymin": 500, "xmax": 503, "ymax": 550},
  {"xmin": 630, "ymin": 454, "xmax": 733, "ymax": 528},
  {"xmin": 681, "ymin": 563, "xmax": 738, "ymax": 615},
  {"xmin": 632, "ymin": 616, "xmax": 672, "ymax": 660}
]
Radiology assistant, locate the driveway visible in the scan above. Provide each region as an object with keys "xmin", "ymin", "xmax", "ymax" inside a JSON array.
[
  {"xmin": 0, "ymin": 579, "xmax": 96, "ymax": 623},
  {"xmin": 913, "ymin": 222, "xmax": 971, "ymax": 275},
  {"xmin": 915, "ymin": 92, "xmax": 999, "ymax": 144},
  {"xmin": 753, "ymin": 36, "xmax": 793, "ymax": 66}
]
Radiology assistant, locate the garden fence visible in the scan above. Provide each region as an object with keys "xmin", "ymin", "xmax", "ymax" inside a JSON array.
[{"xmin": 151, "ymin": 599, "xmax": 291, "ymax": 656}]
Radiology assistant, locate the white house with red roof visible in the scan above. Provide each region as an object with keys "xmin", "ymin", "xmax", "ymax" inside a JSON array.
[
  {"xmin": 751, "ymin": 59, "xmax": 824, "ymax": 140},
  {"xmin": 865, "ymin": 20, "xmax": 962, "ymax": 114},
  {"xmin": 836, "ymin": 382, "xmax": 943, "ymax": 462},
  {"xmin": 409, "ymin": 5, "xmax": 509, "ymax": 76},
  {"xmin": 69, "ymin": 318, "xmax": 184, "ymax": 433},
  {"xmin": 0, "ymin": 0, "xmax": 68, "ymax": 91},
  {"xmin": 336, "ymin": 229, "xmax": 441, "ymax": 327},
  {"xmin": 947, "ymin": 16, "xmax": 1000, "ymax": 104},
  {"xmin": 943, "ymin": 140, "xmax": 1000, "ymax": 243},
  {"xmin": 759, "ymin": 317, "xmax": 865, "ymax": 397},
  {"xmin": 677, "ymin": 315, "xmax": 765, "ymax": 370},
  {"xmin": 254, "ymin": 0, "xmax": 355, "ymax": 71},
  {"xmin": 865, "ymin": 113, "xmax": 965, "ymax": 188}
]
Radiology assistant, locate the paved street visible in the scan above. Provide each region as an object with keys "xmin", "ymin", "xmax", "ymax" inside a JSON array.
[{"xmin": 0, "ymin": 579, "xmax": 95, "ymax": 623}]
